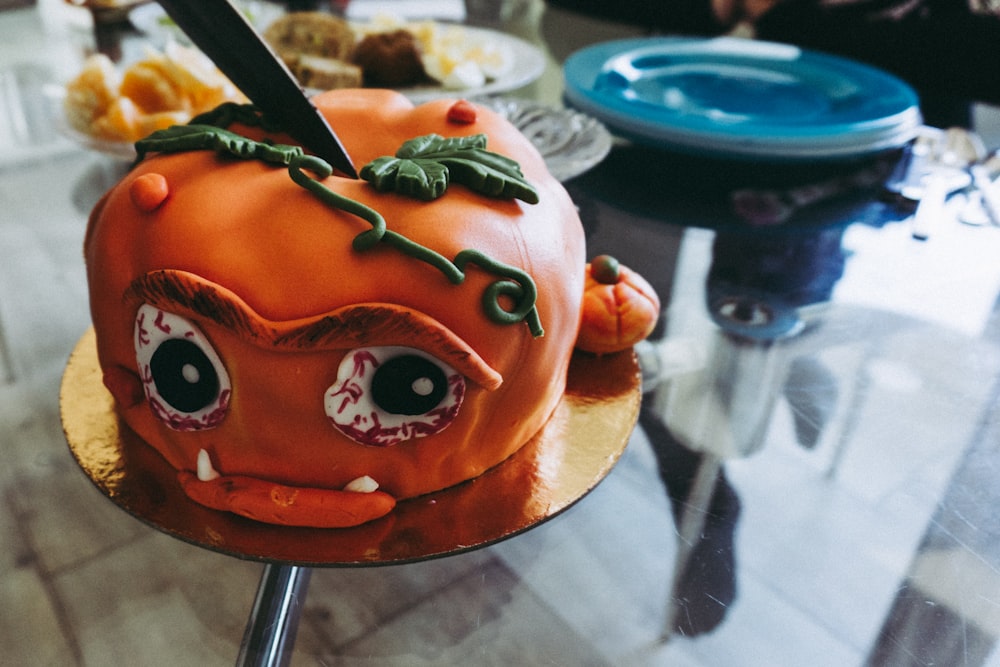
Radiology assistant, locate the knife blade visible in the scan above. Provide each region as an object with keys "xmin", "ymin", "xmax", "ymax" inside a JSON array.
[{"xmin": 156, "ymin": 0, "xmax": 358, "ymax": 178}]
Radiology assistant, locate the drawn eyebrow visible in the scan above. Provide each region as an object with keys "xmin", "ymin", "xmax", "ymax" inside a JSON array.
[{"xmin": 125, "ymin": 270, "xmax": 503, "ymax": 391}]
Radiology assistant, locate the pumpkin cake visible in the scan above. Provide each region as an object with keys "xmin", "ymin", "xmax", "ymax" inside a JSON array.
[{"xmin": 83, "ymin": 89, "xmax": 657, "ymax": 529}]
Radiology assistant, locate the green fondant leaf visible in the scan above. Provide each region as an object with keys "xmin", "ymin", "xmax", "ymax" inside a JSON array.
[
  {"xmin": 360, "ymin": 133, "xmax": 538, "ymax": 203},
  {"xmin": 440, "ymin": 157, "xmax": 540, "ymax": 204},
  {"xmin": 397, "ymin": 133, "xmax": 487, "ymax": 159},
  {"xmin": 362, "ymin": 156, "xmax": 449, "ymax": 201}
]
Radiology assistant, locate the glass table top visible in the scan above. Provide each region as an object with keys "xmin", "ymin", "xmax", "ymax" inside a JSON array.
[{"xmin": 2, "ymin": 1, "xmax": 1000, "ymax": 665}]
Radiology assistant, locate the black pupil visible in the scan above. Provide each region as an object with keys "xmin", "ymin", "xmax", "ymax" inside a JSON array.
[
  {"xmin": 371, "ymin": 354, "xmax": 448, "ymax": 416},
  {"xmin": 149, "ymin": 338, "xmax": 220, "ymax": 413}
]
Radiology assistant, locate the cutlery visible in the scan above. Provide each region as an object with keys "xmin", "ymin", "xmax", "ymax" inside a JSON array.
[
  {"xmin": 156, "ymin": 0, "xmax": 358, "ymax": 178},
  {"xmin": 969, "ymin": 151, "xmax": 1000, "ymax": 226},
  {"xmin": 910, "ymin": 127, "xmax": 979, "ymax": 240},
  {"xmin": 883, "ymin": 128, "xmax": 936, "ymax": 204}
]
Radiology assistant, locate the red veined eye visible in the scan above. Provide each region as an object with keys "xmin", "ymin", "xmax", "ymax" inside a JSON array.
[
  {"xmin": 134, "ymin": 304, "xmax": 231, "ymax": 431},
  {"xmin": 324, "ymin": 346, "xmax": 465, "ymax": 447}
]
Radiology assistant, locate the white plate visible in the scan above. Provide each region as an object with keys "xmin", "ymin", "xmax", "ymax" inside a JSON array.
[
  {"xmin": 130, "ymin": 6, "xmax": 546, "ymax": 101},
  {"xmin": 45, "ymin": 84, "xmax": 136, "ymax": 161},
  {"xmin": 476, "ymin": 97, "xmax": 612, "ymax": 182},
  {"xmin": 129, "ymin": 1, "xmax": 286, "ymax": 46}
]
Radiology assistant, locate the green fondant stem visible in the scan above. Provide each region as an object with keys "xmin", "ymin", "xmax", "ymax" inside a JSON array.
[
  {"xmin": 288, "ymin": 157, "xmax": 387, "ymax": 252},
  {"xmin": 382, "ymin": 230, "xmax": 465, "ymax": 285}
]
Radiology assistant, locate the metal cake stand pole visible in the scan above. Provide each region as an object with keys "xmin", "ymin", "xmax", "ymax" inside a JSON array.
[{"xmin": 237, "ymin": 563, "xmax": 313, "ymax": 666}]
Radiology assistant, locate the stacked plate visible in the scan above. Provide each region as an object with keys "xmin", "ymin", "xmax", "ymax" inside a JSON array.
[{"xmin": 564, "ymin": 37, "xmax": 921, "ymax": 161}]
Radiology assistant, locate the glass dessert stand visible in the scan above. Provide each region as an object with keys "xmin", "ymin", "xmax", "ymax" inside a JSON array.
[{"xmin": 60, "ymin": 328, "xmax": 641, "ymax": 665}]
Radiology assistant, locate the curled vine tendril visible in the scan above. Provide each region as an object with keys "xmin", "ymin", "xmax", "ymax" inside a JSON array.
[{"xmin": 133, "ymin": 111, "xmax": 544, "ymax": 337}]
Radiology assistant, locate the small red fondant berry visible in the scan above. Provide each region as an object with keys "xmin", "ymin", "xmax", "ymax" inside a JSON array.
[{"xmin": 446, "ymin": 99, "xmax": 477, "ymax": 124}]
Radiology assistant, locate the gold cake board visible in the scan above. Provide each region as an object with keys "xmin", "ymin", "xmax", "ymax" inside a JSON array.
[{"xmin": 61, "ymin": 328, "xmax": 642, "ymax": 567}]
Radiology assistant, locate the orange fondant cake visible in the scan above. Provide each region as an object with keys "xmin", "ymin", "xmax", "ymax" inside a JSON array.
[{"xmin": 84, "ymin": 89, "xmax": 653, "ymax": 529}]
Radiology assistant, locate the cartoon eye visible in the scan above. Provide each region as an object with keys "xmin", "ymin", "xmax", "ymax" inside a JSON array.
[
  {"xmin": 325, "ymin": 346, "xmax": 465, "ymax": 447},
  {"xmin": 134, "ymin": 304, "xmax": 231, "ymax": 431}
]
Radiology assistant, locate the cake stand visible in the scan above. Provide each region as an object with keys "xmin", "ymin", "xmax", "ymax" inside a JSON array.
[{"xmin": 61, "ymin": 328, "xmax": 642, "ymax": 664}]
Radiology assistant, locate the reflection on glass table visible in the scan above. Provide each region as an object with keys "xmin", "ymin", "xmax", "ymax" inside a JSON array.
[
  {"xmin": 562, "ymin": 90, "xmax": 1000, "ymax": 657},
  {"xmin": 612, "ymin": 219, "xmax": 1000, "ymax": 658}
]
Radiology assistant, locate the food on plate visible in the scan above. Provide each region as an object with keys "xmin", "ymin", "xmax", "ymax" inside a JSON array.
[
  {"xmin": 352, "ymin": 29, "xmax": 429, "ymax": 87},
  {"xmin": 398, "ymin": 18, "xmax": 514, "ymax": 89},
  {"xmin": 63, "ymin": 44, "xmax": 245, "ymax": 143},
  {"xmin": 281, "ymin": 52, "xmax": 363, "ymax": 90},
  {"xmin": 263, "ymin": 10, "xmax": 356, "ymax": 61},
  {"xmin": 261, "ymin": 12, "xmax": 514, "ymax": 91},
  {"xmin": 264, "ymin": 12, "xmax": 364, "ymax": 89}
]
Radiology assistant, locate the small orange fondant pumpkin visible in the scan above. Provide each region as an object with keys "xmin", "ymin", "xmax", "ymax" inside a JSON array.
[{"xmin": 576, "ymin": 255, "xmax": 661, "ymax": 354}]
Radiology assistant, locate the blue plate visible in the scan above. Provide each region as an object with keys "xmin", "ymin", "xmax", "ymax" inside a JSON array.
[{"xmin": 563, "ymin": 37, "xmax": 921, "ymax": 161}]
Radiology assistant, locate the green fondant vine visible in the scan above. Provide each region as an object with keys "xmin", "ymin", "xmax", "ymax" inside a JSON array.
[
  {"xmin": 133, "ymin": 108, "xmax": 544, "ymax": 337},
  {"xmin": 134, "ymin": 124, "xmax": 302, "ymax": 166}
]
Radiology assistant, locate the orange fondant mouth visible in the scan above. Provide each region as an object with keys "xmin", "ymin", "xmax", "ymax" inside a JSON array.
[{"xmin": 177, "ymin": 450, "xmax": 396, "ymax": 528}]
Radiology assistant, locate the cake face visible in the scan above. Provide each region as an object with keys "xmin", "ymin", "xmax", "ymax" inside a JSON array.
[{"xmin": 84, "ymin": 90, "xmax": 586, "ymax": 528}]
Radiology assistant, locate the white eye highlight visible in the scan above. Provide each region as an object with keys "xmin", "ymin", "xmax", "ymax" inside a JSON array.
[
  {"xmin": 134, "ymin": 304, "xmax": 231, "ymax": 431},
  {"xmin": 324, "ymin": 346, "xmax": 465, "ymax": 447}
]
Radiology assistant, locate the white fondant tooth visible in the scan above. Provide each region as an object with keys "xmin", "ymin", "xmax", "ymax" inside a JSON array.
[
  {"xmin": 343, "ymin": 475, "xmax": 379, "ymax": 493},
  {"xmin": 197, "ymin": 449, "xmax": 220, "ymax": 482}
]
